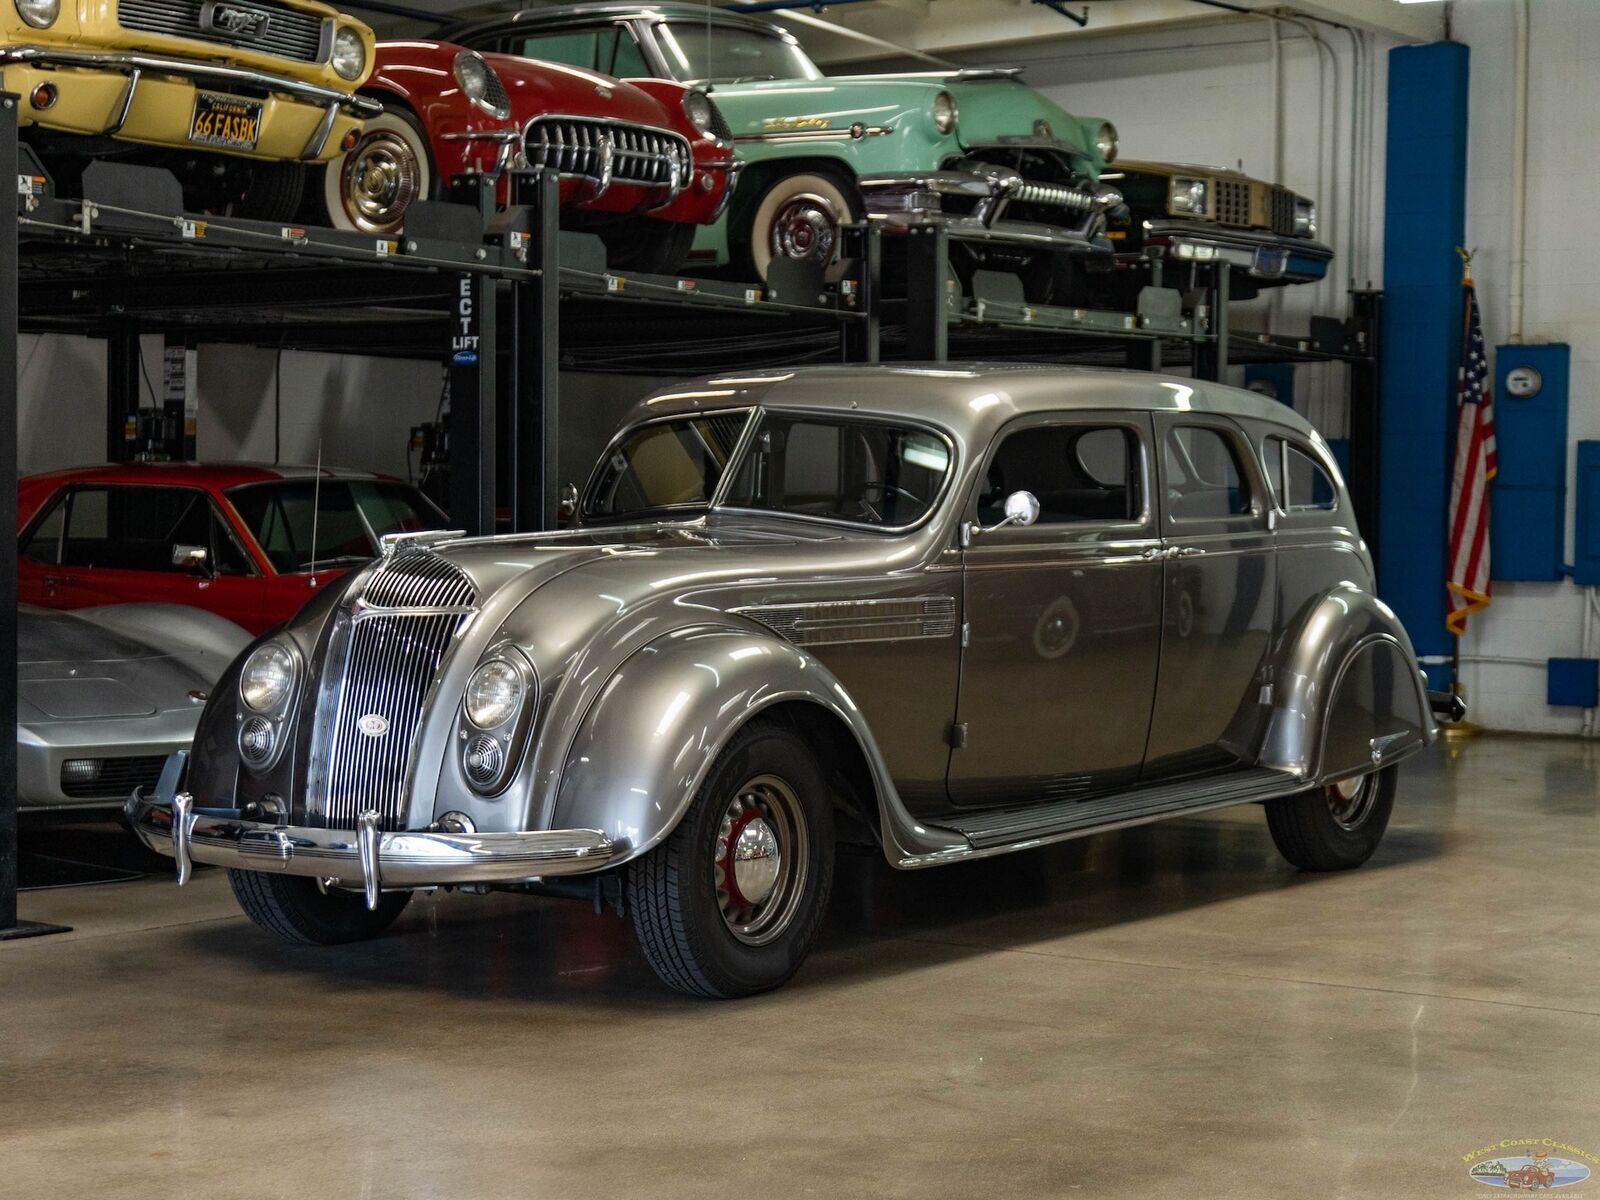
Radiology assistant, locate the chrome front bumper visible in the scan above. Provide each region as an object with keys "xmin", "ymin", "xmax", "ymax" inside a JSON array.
[
  {"xmin": 859, "ymin": 167, "xmax": 1119, "ymax": 252},
  {"xmin": 1142, "ymin": 219, "xmax": 1333, "ymax": 282},
  {"xmin": 126, "ymin": 755, "xmax": 627, "ymax": 910}
]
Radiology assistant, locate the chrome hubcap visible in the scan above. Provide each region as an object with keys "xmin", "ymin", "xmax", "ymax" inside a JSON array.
[
  {"xmin": 1327, "ymin": 775, "xmax": 1377, "ymax": 831},
  {"xmin": 770, "ymin": 193, "xmax": 839, "ymax": 264},
  {"xmin": 714, "ymin": 774, "xmax": 807, "ymax": 946},
  {"xmin": 342, "ymin": 131, "xmax": 421, "ymax": 232}
]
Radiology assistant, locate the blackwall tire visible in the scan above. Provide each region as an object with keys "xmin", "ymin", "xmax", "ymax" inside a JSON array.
[
  {"xmin": 232, "ymin": 161, "xmax": 306, "ymax": 222},
  {"xmin": 1264, "ymin": 765, "xmax": 1397, "ymax": 871},
  {"xmin": 314, "ymin": 105, "xmax": 435, "ymax": 235},
  {"xmin": 627, "ymin": 720, "xmax": 836, "ymax": 998},
  {"xmin": 740, "ymin": 170, "xmax": 859, "ymax": 286},
  {"xmin": 600, "ymin": 218, "xmax": 698, "ymax": 275},
  {"xmin": 228, "ymin": 869, "xmax": 412, "ymax": 945}
]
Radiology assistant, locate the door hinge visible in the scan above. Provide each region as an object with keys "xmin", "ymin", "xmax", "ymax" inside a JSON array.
[{"xmin": 947, "ymin": 721, "xmax": 968, "ymax": 749}]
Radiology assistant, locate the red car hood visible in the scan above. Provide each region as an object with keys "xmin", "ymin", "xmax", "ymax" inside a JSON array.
[{"xmin": 483, "ymin": 52, "xmax": 680, "ymax": 131}]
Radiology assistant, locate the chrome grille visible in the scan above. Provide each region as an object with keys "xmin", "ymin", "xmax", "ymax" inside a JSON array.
[
  {"xmin": 1269, "ymin": 186, "xmax": 1297, "ymax": 235},
  {"xmin": 312, "ymin": 552, "xmax": 475, "ymax": 832},
  {"xmin": 523, "ymin": 117, "xmax": 689, "ymax": 191},
  {"xmin": 116, "ymin": 0, "xmax": 327, "ymax": 66},
  {"xmin": 1214, "ymin": 178, "xmax": 1251, "ymax": 227}
]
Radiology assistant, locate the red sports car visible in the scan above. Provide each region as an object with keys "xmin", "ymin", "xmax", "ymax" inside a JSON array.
[
  {"xmin": 17, "ymin": 463, "xmax": 446, "ymax": 636},
  {"xmin": 312, "ymin": 41, "xmax": 736, "ymax": 274}
]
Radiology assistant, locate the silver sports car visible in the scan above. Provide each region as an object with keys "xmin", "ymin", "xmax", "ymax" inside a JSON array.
[{"xmin": 18, "ymin": 604, "xmax": 249, "ymax": 811}]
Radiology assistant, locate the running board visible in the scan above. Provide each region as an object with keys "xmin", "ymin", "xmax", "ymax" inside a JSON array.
[{"xmin": 921, "ymin": 767, "xmax": 1304, "ymax": 857}]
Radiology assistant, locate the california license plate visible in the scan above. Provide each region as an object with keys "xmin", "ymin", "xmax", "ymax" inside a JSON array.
[
  {"xmin": 188, "ymin": 92, "xmax": 262, "ymax": 152},
  {"xmin": 1252, "ymin": 245, "xmax": 1290, "ymax": 279}
]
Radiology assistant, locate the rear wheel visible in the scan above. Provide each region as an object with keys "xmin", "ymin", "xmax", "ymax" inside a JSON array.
[
  {"xmin": 1265, "ymin": 766, "xmax": 1396, "ymax": 871},
  {"xmin": 314, "ymin": 105, "xmax": 435, "ymax": 235},
  {"xmin": 229, "ymin": 869, "xmax": 412, "ymax": 945},
  {"xmin": 738, "ymin": 169, "xmax": 860, "ymax": 286},
  {"xmin": 628, "ymin": 721, "xmax": 835, "ymax": 998}
]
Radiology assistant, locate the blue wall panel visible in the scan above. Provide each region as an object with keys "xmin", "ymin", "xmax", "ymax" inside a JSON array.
[
  {"xmin": 1379, "ymin": 42, "xmax": 1471, "ymax": 687},
  {"xmin": 1492, "ymin": 344, "xmax": 1569, "ymax": 581},
  {"xmin": 1577, "ymin": 440, "xmax": 1600, "ymax": 586}
]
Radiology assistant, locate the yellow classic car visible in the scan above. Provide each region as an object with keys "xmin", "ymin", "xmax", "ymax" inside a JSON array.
[{"xmin": 2, "ymin": 0, "xmax": 379, "ymax": 217}]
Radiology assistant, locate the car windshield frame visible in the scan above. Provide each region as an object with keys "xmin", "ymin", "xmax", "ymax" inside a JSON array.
[
  {"xmin": 583, "ymin": 407, "xmax": 958, "ymax": 535},
  {"xmin": 650, "ymin": 19, "xmax": 823, "ymax": 84}
]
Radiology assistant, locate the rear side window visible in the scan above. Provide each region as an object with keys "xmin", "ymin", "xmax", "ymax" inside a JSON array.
[
  {"xmin": 1284, "ymin": 443, "xmax": 1338, "ymax": 511},
  {"xmin": 979, "ymin": 424, "xmax": 1140, "ymax": 525},
  {"xmin": 1163, "ymin": 425, "xmax": 1251, "ymax": 519},
  {"xmin": 23, "ymin": 485, "xmax": 223, "ymax": 573},
  {"xmin": 609, "ymin": 27, "xmax": 649, "ymax": 76}
]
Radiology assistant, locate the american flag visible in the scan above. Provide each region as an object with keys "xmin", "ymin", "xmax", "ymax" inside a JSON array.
[{"xmin": 1445, "ymin": 274, "xmax": 1497, "ymax": 636}]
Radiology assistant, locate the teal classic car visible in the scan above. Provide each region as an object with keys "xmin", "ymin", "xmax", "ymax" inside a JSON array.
[{"xmin": 447, "ymin": 3, "xmax": 1121, "ymax": 284}]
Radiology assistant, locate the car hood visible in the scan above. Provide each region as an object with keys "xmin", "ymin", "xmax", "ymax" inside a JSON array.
[
  {"xmin": 485, "ymin": 51, "xmax": 679, "ymax": 129},
  {"xmin": 16, "ymin": 609, "xmax": 219, "ymax": 724},
  {"xmin": 709, "ymin": 73, "xmax": 1108, "ymax": 174}
]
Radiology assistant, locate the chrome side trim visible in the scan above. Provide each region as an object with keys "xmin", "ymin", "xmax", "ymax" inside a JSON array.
[
  {"xmin": 732, "ymin": 124, "xmax": 891, "ymax": 144},
  {"xmin": 0, "ymin": 46, "xmax": 381, "ymax": 115},
  {"xmin": 734, "ymin": 595, "xmax": 957, "ymax": 647}
]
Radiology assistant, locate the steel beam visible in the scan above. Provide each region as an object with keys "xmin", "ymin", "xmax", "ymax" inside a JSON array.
[
  {"xmin": 509, "ymin": 170, "xmax": 560, "ymax": 532},
  {"xmin": 105, "ymin": 321, "xmax": 141, "ymax": 462},
  {"xmin": 904, "ymin": 224, "xmax": 949, "ymax": 363}
]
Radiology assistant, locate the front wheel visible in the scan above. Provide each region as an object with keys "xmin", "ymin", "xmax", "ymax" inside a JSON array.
[
  {"xmin": 738, "ymin": 170, "xmax": 860, "ymax": 286},
  {"xmin": 599, "ymin": 217, "xmax": 697, "ymax": 276},
  {"xmin": 314, "ymin": 105, "xmax": 435, "ymax": 235},
  {"xmin": 228, "ymin": 869, "xmax": 412, "ymax": 945},
  {"xmin": 627, "ymin": 721, "xmax": 835, "ymax": 998},
  {"xmin": 1264, "ymin": 766, "xmax": 1396, "ymax": 871}
]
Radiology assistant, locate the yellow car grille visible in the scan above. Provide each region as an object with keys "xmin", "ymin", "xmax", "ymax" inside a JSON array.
[{"xmin": 117, "ymin": 0, "xmax": 327, "ymax": 66}]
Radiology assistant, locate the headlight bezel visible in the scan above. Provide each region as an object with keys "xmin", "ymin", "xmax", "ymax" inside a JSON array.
[
  {"xmin": 682, "ymin": 88, "xmax": 714, "ymax": 135},
  {"xmin": 239, "ymin": 641, "xmax": 298, "ymax": 716},
  {"xmin": 932, "ymin": 90, "xmax": 958, "ymax": 136},
  {"xmin": 1095, "ymin": 120, "xmax": 1118, "ymax": 164},
  {"xmin": 331, "ymin": 25, "xmax": 368, "ymax": 83},
  {"xmin": 15, "ymin": 0, "xmax": 58, "ymax": 29},
  {"xmin": 453, "ymin": 49, "xmax": 510, "ymax": 120},
  {"xmin": 1293, "ymin": 197, "xmax": 1318, "ymax": 237},
  {"xmin": 1168, "ymin": 175, "xmax": 1209, "ymax": 217},
  {"xmin": 464, "ymin": 658, "xmax": 523, "ymax": 730},
  {"xmin": 459, "ymin": 646, "xmax": 538, "ymax": 796}
]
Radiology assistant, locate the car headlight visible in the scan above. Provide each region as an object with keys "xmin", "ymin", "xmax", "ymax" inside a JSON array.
[
  {"xmin": 1169, "ymin": 175, "xmax": 1208, "ymax": 216},
  {"xmin": 1294, "ymin": 198, "xmax": 1317, "ymax": 237},
  {"xmin": 331, "ymin": 26, "xmax": 367, "ymax": 82},
  {"xmin": 454, "ymin": 50, "xmax": 509, "ymax": 119},
  {"xmin": 240, "ymin": 643, "xmax": 296, "ymax": 714},
  {"xmin": 1095, "ymin": 120, "xmax": 1118, "ymax": 164},
  {"xmin": 682, "ymin": 88, "xmax": 714, "ymax": 134},
  {"xmin": 464, "ymin": 658, "xmax": 523, "ymax": 729},
  {"xmin": 932, "ymin": 90, "xmax": 958, "ymax": 135},
  {"xmin": 15, "ymin": 0, "xmax": 57, "ymax": 28}
]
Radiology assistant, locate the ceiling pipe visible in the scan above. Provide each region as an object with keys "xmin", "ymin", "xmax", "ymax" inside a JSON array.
[
  {"xmin": 1508, "ymin": 0, "xmax": 1530, "ymax": 343},
  {"xmin": 774, "ymin": 8, "xmax": 956, "ymax": 67}
]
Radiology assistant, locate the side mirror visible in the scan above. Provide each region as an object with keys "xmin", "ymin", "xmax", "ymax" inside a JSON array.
[
  {"xmin": 962, "ymin": 490, "xmax": 1041, "ymax": 546},
  {"xmin": 172, "ymin": 544, "xmax": 209, "ymax": 574}
]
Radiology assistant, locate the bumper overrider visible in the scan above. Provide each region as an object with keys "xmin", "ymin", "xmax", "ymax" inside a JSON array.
[
  {"xmin": 1142, "ymin": 219, "xmax": 1333, "ymax": 283},
  {"xmin": 858, "ymin": 164, "xmax": 1122, "ymax": 252},
  {"xmin": 126, "ymin": 752, "xmax": 628, "ymax": 910},
  {"xmin": 0, "ymin": 46, "xmax": 382, "ymax": 162}
]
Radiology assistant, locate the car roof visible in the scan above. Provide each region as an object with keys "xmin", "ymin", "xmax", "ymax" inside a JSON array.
[
  {"xmin": 479, "ymin": 3, "xmax": 782, "ymax": 33},
  {"xmin": 20, "ymin": 462, "xmax": 398, "ymax": 490}
]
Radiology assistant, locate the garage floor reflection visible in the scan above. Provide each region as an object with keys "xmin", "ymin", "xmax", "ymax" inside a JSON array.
[{"xmin": 5, "ymin": 735, "xmax": 1599, "ymax": 1198}]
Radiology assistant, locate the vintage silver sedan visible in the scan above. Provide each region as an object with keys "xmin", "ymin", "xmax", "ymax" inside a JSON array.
[{"xmin": 131, "ymin": 365, "xmax": 1452, "ymax": 997}]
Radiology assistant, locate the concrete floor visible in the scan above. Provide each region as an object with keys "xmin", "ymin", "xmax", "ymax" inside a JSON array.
[{"xmin": 3, "ymin": 734, "xmax": 1599, "ymax": 1199}]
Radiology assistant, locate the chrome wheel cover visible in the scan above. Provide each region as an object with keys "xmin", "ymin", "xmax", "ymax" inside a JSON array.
[
  {"xmin": 769, "ymin": 192, "xmax": 839, "ymax": 265},
  {"xmin": 714, "ymin": 773, "xmax": 808, "ymax": 946},
  {"xmin": 1326, "ymin": 774, "xmax": 1378, "ymax": 831},
  {"xmin": 341, "ymin": 130, "xmax": 423, "ymax": 233}
]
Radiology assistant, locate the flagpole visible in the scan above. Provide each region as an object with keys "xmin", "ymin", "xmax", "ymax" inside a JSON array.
[{"xmin": 1445, "ymin": 246, "xmax": 1485, "ymax": 741}]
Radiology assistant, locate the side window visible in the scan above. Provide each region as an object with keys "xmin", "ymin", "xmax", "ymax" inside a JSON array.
[
  {"xmin": 48, "ymin": 486, "xmax": 217, "ymax": 573},
  {"xmin": 608, "ymin": 26, "xmax": 649, "ymax": 77},
  {"xmin": 979, "ymin": 424, "xmax": 1140, "ymax": 526},
  {"xmin": 1163, "ymin": 425, "xmax": 1251, "ymax": 520},
  {"xmin": 1262, "ymin": 436, "xmax": 1285, "ymax": 507},
  {"xmin": 516, "ymin": 30, "xmax": 602, "ymax": 69},
  {"xmin": 1285, "ymin": 442, "xmax": 1338, "ymax": 511},
  {"xmin": 20, "ymin": 491, "xmax": 68, "ymax": 564}
]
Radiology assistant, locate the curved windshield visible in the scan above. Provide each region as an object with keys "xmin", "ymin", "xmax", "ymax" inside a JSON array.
[
  {"xmin": 656, "ymin": 22, "xmax": 822, "ymax": 83},
  {"xmin": 227, "ymin": 479, "xmax": 445, "ymax": 574},
  {"xmin": 584, "ymin": 409, "xmax": 952, "ymax": 530}
]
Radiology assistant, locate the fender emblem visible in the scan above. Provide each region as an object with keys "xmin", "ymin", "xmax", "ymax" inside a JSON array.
[{"xmin": 357, "ymin": 713, "xmax": 391, "ymax": 738}]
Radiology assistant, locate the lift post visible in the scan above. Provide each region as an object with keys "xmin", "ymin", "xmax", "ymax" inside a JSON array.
[
  {"xmin": 509, "ymin": 169, "xmax": 560, "ymax": 532},
  {"xmin": 445, "ymin": 177, "xmax": 499, "ymax": 536}
]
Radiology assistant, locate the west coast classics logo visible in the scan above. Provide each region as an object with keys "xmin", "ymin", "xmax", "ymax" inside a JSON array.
[{"xmin": 1464, "ymin": 1140, "xmax": 1596, "ymax": 1189}]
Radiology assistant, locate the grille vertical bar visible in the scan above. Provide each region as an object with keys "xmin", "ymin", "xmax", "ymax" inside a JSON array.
[{"xmin": 311, "ymin": 552, "xmax": 476, "ymax": 831}]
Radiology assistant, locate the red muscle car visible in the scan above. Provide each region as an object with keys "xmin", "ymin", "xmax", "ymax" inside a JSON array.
[
  {"xmin": 17, "ymin": 463, "xmax": 447, "ymax": 635},
  {"xmin": 312, "ymin": 40, "xmax": 736, "ymax": 274}
]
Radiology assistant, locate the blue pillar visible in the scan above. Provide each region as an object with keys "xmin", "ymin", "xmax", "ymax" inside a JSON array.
[{"xmin": 1378, "ymin": 41, "xmax": 1470, "ymax": 686}]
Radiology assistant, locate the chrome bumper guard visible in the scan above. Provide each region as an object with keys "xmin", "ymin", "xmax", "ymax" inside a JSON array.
[
  {"xmin": 126, "ymin": 755, "xmax": 626, "ymax": 910},
  {"xmin": 860, "ymin": 167, "xmax": 1120, "ymax": 251},
  {"xmin": 1142, "ymin": 219, "xmax": 1333, "ymax": 281}
]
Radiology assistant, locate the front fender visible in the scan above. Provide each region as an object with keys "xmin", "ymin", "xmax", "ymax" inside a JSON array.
[
  {"xmin": 550, "ymin": 624, "xmax": 900, "ymax": 866},
  {"xmin": 1260, "ymin": 584, "xmax": 1435, "ymax": 781}
]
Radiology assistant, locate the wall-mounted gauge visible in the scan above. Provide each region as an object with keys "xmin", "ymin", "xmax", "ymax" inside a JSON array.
[{"xmin": 1505, "ymin": 365, "xmax": 1543, "ymax": 398}]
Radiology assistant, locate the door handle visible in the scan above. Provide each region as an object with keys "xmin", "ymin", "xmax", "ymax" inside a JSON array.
[
  {"xmin": 1140, "ymin": 547, "xmax": 1169, "ymax": 560},
  {"xmin": 1172, "ymin": 547, "xmax": 1206, "ymax": 558}
]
